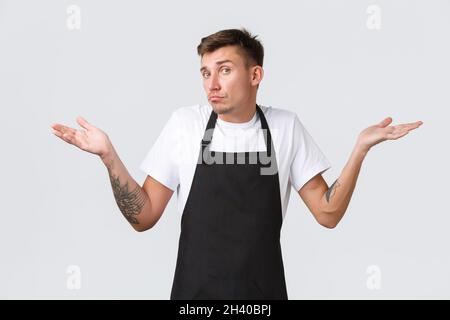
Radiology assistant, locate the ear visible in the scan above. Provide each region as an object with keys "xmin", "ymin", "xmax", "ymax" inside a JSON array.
[{"xmin": 251, "ymin": 66, "xmax": 264, "ymax": 86}]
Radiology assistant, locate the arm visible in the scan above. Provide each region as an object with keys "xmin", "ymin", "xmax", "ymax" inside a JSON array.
[
  {"xmin": 51, "ymin": 116, "xmax": 174, "ymax": 232},
  {"xmin": 101, "ymin": 147, "xmax": 174, "ymax": 232},
  {"xmin": 298, "ymin": 117, "xmax": 423, "ymax": 229},
  {"xmin": 298, "ymin": 145, "xmax": 367, "ymax": 229}
]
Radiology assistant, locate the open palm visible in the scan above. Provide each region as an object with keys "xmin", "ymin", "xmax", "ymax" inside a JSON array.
[
  {"xmin": 51, "ymin": 116, "xmax": 112, "ymax": 157},
  {"xmin": 357, "ymin": 117, "xmax": 423, "ymax": 152}
]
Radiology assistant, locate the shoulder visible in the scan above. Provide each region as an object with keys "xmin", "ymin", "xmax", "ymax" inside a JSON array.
[
  {"xmin": 259, "ymin": 105, "xmax": 299, "ymax": 129},
  {"xmin": 172, "ymin": 104, "xmax": 212, "ymax": 122}
]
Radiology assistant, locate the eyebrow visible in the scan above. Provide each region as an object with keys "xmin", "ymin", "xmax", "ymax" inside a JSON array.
[{"xmin": 200, "ymin": 59, "xmax": 234, "ymax": 73}]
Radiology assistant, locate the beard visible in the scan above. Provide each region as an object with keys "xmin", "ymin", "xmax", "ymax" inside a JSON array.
[{"xmin": 211, "ymin": 102, "xmax": 234, "ymax": 115}]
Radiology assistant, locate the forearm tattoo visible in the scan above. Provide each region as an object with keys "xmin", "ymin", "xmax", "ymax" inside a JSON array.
[
  {"xmin": 106, "ymin": 165, "xmax": 146, "ymax": 225},
  {"xmin": 325, "ymin": 179, "xmax": 341, "ymax": 202}
]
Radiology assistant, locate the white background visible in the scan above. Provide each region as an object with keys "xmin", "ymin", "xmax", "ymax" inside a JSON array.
[{"xmin": 0, "ymin": 0, "xmax": 448, "ymax": 299}]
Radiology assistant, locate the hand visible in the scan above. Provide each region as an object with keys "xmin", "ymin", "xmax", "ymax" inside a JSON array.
[
  {"xmin": 51, "ymin": 116, "xmax": 113, "ymax": 159},
  {"xmin": 356, "ymin": 117, "xmax": 423, "ymax": 153}
]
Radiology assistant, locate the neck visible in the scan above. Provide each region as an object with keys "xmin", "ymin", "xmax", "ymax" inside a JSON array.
[{"xmin": 217, "ymin": 102, "xmax": 257, "ymax": 123}]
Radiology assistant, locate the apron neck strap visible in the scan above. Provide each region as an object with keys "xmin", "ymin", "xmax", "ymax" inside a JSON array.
[{"xmin": 201, "ymin": 104, "xmax": 272, "ymax": 155}]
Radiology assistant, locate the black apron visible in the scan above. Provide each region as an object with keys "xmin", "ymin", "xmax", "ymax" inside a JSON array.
[{"xmin": 170, "ymin": 104, "xmax": 288, "ymax": 300}]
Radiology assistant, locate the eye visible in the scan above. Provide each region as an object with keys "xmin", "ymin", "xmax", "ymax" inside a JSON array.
[
  {"xmin": 221, "ymin": 67, "xmax": 231, "ymax": 74},
  {"xmin": 202, "ymin": 72, "xmax": 210, "ymax": 79}
]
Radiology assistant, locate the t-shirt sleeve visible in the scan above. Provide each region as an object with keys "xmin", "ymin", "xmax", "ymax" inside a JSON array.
[
  {"xmin": 139, "ymin": 111, "xmax": 180, "ymax": 191},
  {"xmin": 289, "ymin": 115, "xmax": 332, "ymax": 191}
]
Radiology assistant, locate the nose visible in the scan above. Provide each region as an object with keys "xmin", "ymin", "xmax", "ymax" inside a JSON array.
[{"xmin": 208, "ymin": 72, "xmax": 221, "ymax": 92}]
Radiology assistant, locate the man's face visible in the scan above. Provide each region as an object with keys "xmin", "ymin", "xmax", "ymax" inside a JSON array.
[{"xmin": 200, "ymin": 45, "xmax": 260, "ymax": 115}]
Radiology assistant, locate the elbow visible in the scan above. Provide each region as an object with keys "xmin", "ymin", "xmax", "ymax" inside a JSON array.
[
  {"xmin": 132, "ymin": 218, "xmax": 159, "ymax": 232},
  {"xmin": 317, "ymin": 210, "xmax": 341, "ymax": 229},
  {"xmin": 320, "ymin": 220, "xmax": 338, "ymax": 229},
  {"xmin": 132, "ymin": 223, "xmax": 153, "ymax": 233},
  {"xmin": 133, "ymin": 225, "xmax": 146, "ymax": 232},
  {"xmin": 130, "ymin": 209, "xmax": 159, "ymax": 232},
  {"xmin": 134, "ymin": 227, "xmax": 147, "ymax": 233}
]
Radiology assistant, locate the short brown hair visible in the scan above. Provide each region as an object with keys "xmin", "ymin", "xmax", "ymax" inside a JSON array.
[{"xmin": 197, "ymin": 28, "xmax": 264, "ymax": 68}]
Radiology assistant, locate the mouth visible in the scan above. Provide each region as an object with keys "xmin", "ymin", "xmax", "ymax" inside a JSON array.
[{"xmin": 209, "ymin": 96, "xmax": 225, "ymax": 102}]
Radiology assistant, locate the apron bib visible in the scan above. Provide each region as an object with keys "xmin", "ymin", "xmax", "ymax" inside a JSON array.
[{"xmin": 170, "ymin": 105, "xmax": 287, "ymax": 300}]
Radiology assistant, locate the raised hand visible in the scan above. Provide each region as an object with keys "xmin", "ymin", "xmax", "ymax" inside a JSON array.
[
  {"xmin": 51, "ymin": 116, "xmax": 113, "ymax": 158},
  {"xmin": 357, "ymin": 117, "xmax": 423, "ymax": 153}
]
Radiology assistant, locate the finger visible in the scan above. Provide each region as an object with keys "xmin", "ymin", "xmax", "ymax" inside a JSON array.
[
  {"xmin": 394, "ymin": 122, "xmax": 423, "ymax": 131},
  {"xmin": 405, "ymin": 120, "xmax": 423, "ymax": 126},
  {"xmin": 52, "ymin": 123, "xmax": 77, "ymax": 135},
  {"xmin": 51, "ymin": 128, "xmax": 63, "ymax": 137},
  {"xmin": 51, "ymin": 123, "xmax": 64, "ymax": 132},
  {"xmin": 377, "ymin": 117, "xmax": 393, "ymax": 128},
  {"xmin": 62, "ymin": 131, "xmax": 79, "ymax": 146},
  {"xmin": 387, "ymin": 130, "xmax": 409, "ymax": 140},
  {"xmin": 52, "ymin": 129, "xmax": 73, "ymax": 144},
  {"xmin": 397, "ymin": 122, "xmax": 421, "ymax": 128},
  {"xmin": 76, "ymin": 116, "xmax": 93, "ymax": 130}
]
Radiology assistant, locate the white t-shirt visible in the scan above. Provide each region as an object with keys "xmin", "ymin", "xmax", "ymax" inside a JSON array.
[{"xmin": 140, "ymin": 104, "xmax": 332, "ymax": 220}]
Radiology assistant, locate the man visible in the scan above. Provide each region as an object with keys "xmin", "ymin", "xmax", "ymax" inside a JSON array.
[{"xmin": 51, "ymin": 28, "xmax": 423, "ymax": 299}]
